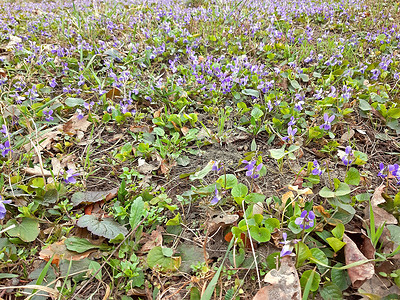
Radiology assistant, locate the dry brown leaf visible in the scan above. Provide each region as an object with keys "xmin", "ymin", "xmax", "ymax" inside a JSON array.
[
  {"xmin": 23, "ymin": 166, "xmax": 52, "ymax": 177},
  {"xmin": 340, "ymin": 129, "xmax": 355, "ymax": 142},
  {"xmin": 140, "ymin": 226, "xmax": 164, "ymax": 252},
  {"xmin": 365, "ymin": 185, "xmax": 397, "ymax": 244},
  {"xmin": 62, "ymin": 115, "xmax": 91, "ymax": 136},
  {"xmin": 39, "ymin": 240, "xmax": 93, "ymax": 266},
  {"xmin": 343, "ymin": 233, "xmax": 375, "ymax": 288},
  {"xmin": 253, "ymin": 256, "xmax": 301, "ymax": 300},
  {"xmin": 181, "ymin": 126, "xmax": 189, "ymax": 136},
  {"xmin": 281, "ymin": 191, "xmax": 294, "ymax": 205},
  {"xmin": 160, "ymin": 158, "xmax": 176, "ymax": 175},
  {"xmin": 358, "ymin": 276, "xmax": 400, "ymax": 298},
  {"xmin": 129, "ymin": 125, "xmax": 153, "ymax": 133},
  {"xmin": 105, "ymin": 87, "xmax": 121, "ymax": 100},
  {"xmin": 207, "ymin": 212, "xmax": 239, "ymax": 235},
  {"xmin": 137, "ymin": 158, "xmax": 160, "ymax": 174},
  {"xmin": 24, "ymin": 130, "xmax": 61, "ymax": 153},
  {"xmin": 51, "ymin": 157, "xmax": 63, "ymax": 175}
]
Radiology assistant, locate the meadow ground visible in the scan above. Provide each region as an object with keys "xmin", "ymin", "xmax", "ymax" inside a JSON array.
[{"xmin": 1, "ymin": 0, "xmax": 400, "ymax": 299}]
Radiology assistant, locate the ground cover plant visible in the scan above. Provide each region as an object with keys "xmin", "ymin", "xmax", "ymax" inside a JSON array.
[{"xmin": 1, "ymin": 0, "xmax": 400, "ymax": 298}]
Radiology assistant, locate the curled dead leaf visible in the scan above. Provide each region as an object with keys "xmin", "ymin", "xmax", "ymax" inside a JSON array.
[
  {"xmin": 343, "ymin": 233, "xmax": 375, "ymax": 288},
  {"xmin": 253, "ymin": 256, "xmax": 301, "ymax": 300},
  {"xmin": 39, "ymin": 240, "xmax": 93, "ymax": 267}
]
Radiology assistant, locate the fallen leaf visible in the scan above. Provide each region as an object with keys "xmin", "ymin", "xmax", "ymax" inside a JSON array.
[
  {"xmin": 365, "ymin": 185, "xmax": 398, "ymax": 245},
  {"xmin": 181, "ymin": 126, "xmax": 190, "ymax": 136},
  {"xmin": 340, "ymin": 129, "xmax": 355, "ymax": 142},
  {"xmin": 281, "ymin": 191, "xmax": 294, "ymax": 205},
  {"xmin": 137, "ymin": 158, "xmax": 159, "ymax": 174},
  {"xmin": 39, "ymin": 240, "xmax": 93, "ymax": 266},
  {"xmin": 62, "ymin": 115, "xmax": 91, "ymax": 136},
  {"xmin": 253, "ymin": 256, "xmax": 301, "ymax": 300},
  {"xmin": 105, "ymin": 87, "xmax": 121, "ymax": 100},
  {"xmin": 359, "ymin": 276, "xmax": 400, "ymax": 299},
  {"xmin": 206, "ymin": 212, "xmax": 239, "ymax": 235},
  {"xmin": 140, "ymin": 226, "xmax": 164, "ymax": 252},
  {"xmin": 343, "ymin": 233, "xmax": 375, "ymax": 288},
  {"xmin": 71, "ymin": 188, "xmax": 118, "ymax": 207},
  {"xmin": 23, "ymin": 166, "xmax": 52, "ymax": 177},
  {"xmin": 6, "ymin": 35, "xmax": 22, "ymax": 49}
]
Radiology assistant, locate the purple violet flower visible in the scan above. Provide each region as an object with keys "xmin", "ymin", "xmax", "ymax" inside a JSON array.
[
  {"xmin": 62, "ymin": 169, "xmax": 79, "ymax": 184},
  {"xmin": 0, "ymin": 195, "xmax": 11, "ymax": 219},
  {"xmin": 0, "ymin": 140, "xmax": 12, "ymax": 157},
  {"xmin": 342, "ymin": 146, "xmax": 354, "ymax": 166},
  {"xmin": 280, "ymin": 232, "xmax": 299, "ymax": 257},
  {"xmin": 282, "ymin": 126, "xmax": 297, "ymax": 143},
  {"xmin": 0, "ymin": 125, "xmax": 8, "ymax": 137},
  {"xmin": 378, "ymin": 163, "xmax": 387, "ymax": 179},
  {"xmin": 211, "ymin": 185, "xmax": 220, "ymax": 205},
  {"xmin": 295, "ymin": 210, "xmax": 315, "ymax": 230},
  {"xmin": 242, "ymin": 159, "xmax": 263, "ymax": 179},
  {"xmin": 43, "ymin": 109, "xmax": 54, "ymax": 122},
  {"xmin": 312, "ymin": 160, "xmax": 323, "ymax": 176},
  {"xmin": 212, "ymin": 161, "xmax": 223, "ymax": 172},
  {"xmin": 319, "ymin": 113, "xmax": 335, "ymax": 130}
]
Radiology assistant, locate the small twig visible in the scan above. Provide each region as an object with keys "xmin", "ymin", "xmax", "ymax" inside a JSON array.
[{"xmin": 71, "ymin": 212, "xmax": 149, "ymax": 300}]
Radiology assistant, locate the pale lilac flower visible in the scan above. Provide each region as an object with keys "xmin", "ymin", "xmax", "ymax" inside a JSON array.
[
  {"xmin": 242, "ymin": 159, "xmax": 263, "ymax": 179},
  {"xmin": 319, "ymin": 113, "xmax": 335, "ymax": 130},
  {"xmin": 43, "ymin": 109, "xmax": 54, "ymax": 122},
  {"xmin": 312, "ymin": 160, "xmax": 323, "ymax": 176},
  {"xmin": 62, "ymin": 169, "xmax": 79, "ymax": 184},
  {"xmin": 342, "ymin": 146, "xmax": 354, "ymax": 166},
  {"xmin": 211, "ymin": 185, "xmax": 220, "ymax": 205},
  {"xmin": 282, "ymin": 126, "xmax": 297, "ymax": 142},
  {"xmin": 371, "ymin": 69, "xmax": 381, "ymax": 80},
  {"xmin": 212, "ymin": 161, "xmax": 223, "ymax": 172},
  {"xmin": 288, "ymin": 116, "xmax": 297, "ymax": 126},
  {"xmin": 0, "ymin": 140, "xmax": 12, "ymax": 157},
  {"xmin": 0, "ymin": 125, "xmax": 8, "ymax": 137},
  {"xmin": 377, "ymin": 163, "xmax": 387, "ymax": 179},
  {"xmin": 295, "ymin": 210, "xmax": 315, "ymax": 229},
  {"xmin": 280, "ymin": 232, "xmax": 299, "ymax": 257},
  {"xmin": 76, "ymin": 109, "xmax": 84, "ymax": 120},
  {"xmin": 49, "ymin": 78, "xmax": 57, "ymax": 88},
  {"xmin": 0, "ymin": 196, "xmax": 11, "ymax": 219}
]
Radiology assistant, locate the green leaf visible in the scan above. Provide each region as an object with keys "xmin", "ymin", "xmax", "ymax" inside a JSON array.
[
  {"xmin": 242, "ymin": 89, "xmax": 260, "ymax": 98},
  {"xmin": 335, "ymin": 183, "xmax": 351, "ymax": 196},
  {"xmin": 166, "ymin": 213, "xmax": 182, "ymax": 226},
  {"xmin": 359, "ymin": 99, "xmax": 372, "ymax": 111},
  {"xmin": 345, "ymin": 167, "xmax": 360, "ymax": 185},
  {"xmin": 43, "ymin": 189, "xmax": 59, "ymax": 205},
  {"xmin": 228, "ymin": 247, "xmax": 245, "ymax": 267},
  {"xmin": 231, "ymin": 183, "xmax": 248, "ymax": 198},
  {"xmin": 65, "ymin": 237, "xmax": 110, "ymax": 253},
  {"xmin": 6, "ymin": 218, "xmax": 40, "ymax": 242},
  {"xmin": 88, "ymin": 260, "xmax": 102, "ymax": 280},
  {"xmin": 244, "ymin": 193, "xmax": 266, "ymax": 203},
  {"xmin": 299, "ymin": 73, "xmax": 309, "ymax": 82},
  {"xmin": 217, "ymin": 174, "xmax": 238, "ymax": 189},
  {"xmin": 65, "ymin": 97, "xmax": 85, "ymax": 107},
  {"xmin": 326, "ymin": 237, "xmax": 346, "ymax": 252},
  {"xmin": 296, "ymin": 242, "xmax": 311, "ymax": 266},
  {"xmin": 147, "ymin": 246, "xmax": 181, "ymax": 272},
  {"xmin": 331, "ymin": 263, "xmax": 351, "ymax": 291},
  {"xmin": 177, "ymin": 244, "xmax": 205, "ymax": 273},
  {"xmin": 129, "ymin": 196, "xmax": 145, "ymax": 229},
  {"xmin": 332, "ymin": 223, "xmax": 345, "ymax": 240},
  {"xmin": 300, "ymin": 269, "xmax": 320, "ymax": 292},
  {"xmin": 251, "ymin": 106, "xmax": 264, "ymax": 119},
  {"xmin": 189, "ymin": 161, "xmax": 214, "ymax": 181},
  {"xmin": 387, "ymin": 225, "xmax": 400, "ymax": 245},
  {"xmin": 269, "ymin": 147, "xmax": 286, "ymax": 160},
  {"xmin": 249, "ymin": 226, "xmax": 270, "ymax": 243},
  {"xmin": 162, "ymin": 247, "xmax": 174, "ymax": 257},
  {"xmin": 310, "ymin": 248, "xmax": 329, "ymax": 273},
  {"xmin": 319, "ymin": 187, "xmax": 335, "ymax": 198},
  {"xmin": 76, "ymin": 215, "xmax": 128, "ymax": 240},
  {"xmin": 264, "ymin": 218, "xmax": 280, "ymax": 232},
  {"xmin": 290, "ymin": 79, "xmax": 301, "ymax": 90},
  {"xmin": 387, "ymin": 107, "xmax": 400, "ymax": 119},
  {"xmin": 320, "ymin": 282, "xmax": 343, "ymax": 300}
]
